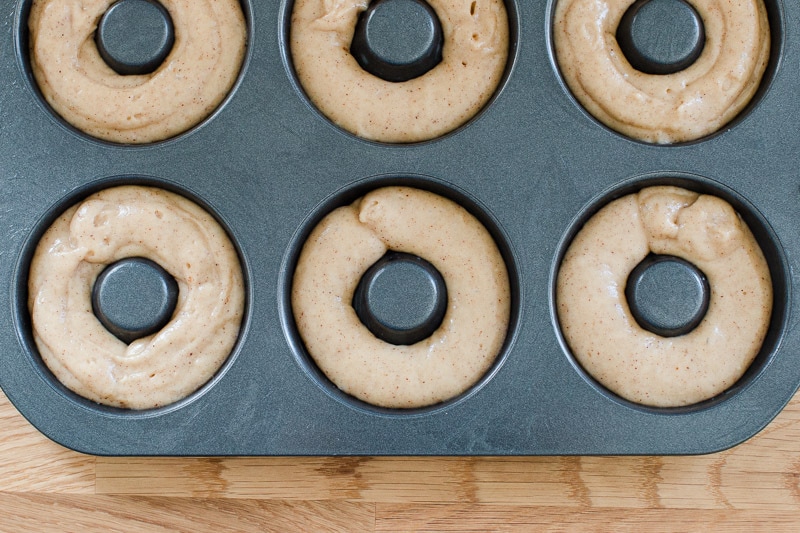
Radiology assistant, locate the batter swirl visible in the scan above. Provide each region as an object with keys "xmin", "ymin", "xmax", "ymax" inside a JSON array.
[
  {"xmin": 28, "ymin": 186, "xmax": 245, "ymax": 409},
  {"xmin": 556, "ymin": 186, "xmax": 772, "ymax": 407}
]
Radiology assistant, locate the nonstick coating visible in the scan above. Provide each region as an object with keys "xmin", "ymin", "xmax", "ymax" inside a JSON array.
[{"xmin": 1, "ymin": 0, "xmax": 798, "ymax": 455}]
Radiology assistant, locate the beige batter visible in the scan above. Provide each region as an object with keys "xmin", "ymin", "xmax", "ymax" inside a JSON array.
[
  {"xmin": 292, "ymin": 186, "xmax": 511, "ymax": 408},
  {"xmin": 556, "ymin": 186, "xmax": 772, "ymax": 407},
  {"xmin": 290, "ymin": 0, "xmax": 509, "ymax": 143},
  {"xmin": 28, "ymin": 186, "xmax": 245, "ymax": 409},
  {"xmin": 28, "ymin": 0, "xmax": 246, "ymax": 144},
  {"xmin": 553, "ymin": 0, "xmax": 770, "ymax": 143}
]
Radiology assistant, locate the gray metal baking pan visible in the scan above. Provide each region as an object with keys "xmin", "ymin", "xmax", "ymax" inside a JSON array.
[{"xmin": 1, "ymin": 0, "xmax": 798, "ymax": 455}]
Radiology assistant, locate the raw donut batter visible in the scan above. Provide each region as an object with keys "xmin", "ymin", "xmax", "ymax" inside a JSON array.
[
  {"xmin": 556, "ymin": 186, "xmax": 772, "ymax": 407},
  {"xmin": 28, "ymin": 186, "xmax": 245, "ymax": 409},
  {"xmin": 290, "ymin": 0, "xmax": 509, "ymax": 142},
  {"xmin": 553, "ymin": 0, "xmax": 770, "ymax": 143},
  {"xmin": 292, "ymin": 186, "xmax": 511, "ymax": 408},
  {"xmin": 28, "ymin": 0, "xmax": 246, "ymax": 143}
]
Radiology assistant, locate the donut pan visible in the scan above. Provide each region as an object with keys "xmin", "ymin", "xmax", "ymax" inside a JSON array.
[{"xmin": 1, "ymin": 0, "xmax": 799, "ymax": 456}]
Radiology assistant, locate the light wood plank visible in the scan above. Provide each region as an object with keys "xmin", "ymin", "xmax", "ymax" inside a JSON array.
[
  {"xmin": 0, "ymin": 390, "xmax": 94, "ymax": 494},
  {"xmin": 0, "ymin": 494, "xmax": 374, "ymax": 533},
  {"xmin": 375, "ymin": 505, "xmax": 800, "ymax": 532}
]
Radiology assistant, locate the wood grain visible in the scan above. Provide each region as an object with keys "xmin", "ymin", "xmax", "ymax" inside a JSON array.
[
  {"xmin": 2, "ymin": 387, "xmax": 800, "ymax": 531},
  {"xmin": 374, "ymin": 507, "xmax": 800, "ymax": 532},
  {"xmin": 0, "ymin": 494, "xmax": 374, "ymax": 533},
  {"xmin": 0, "ymin": 392, "xmax": 94, "ymax": 494}
]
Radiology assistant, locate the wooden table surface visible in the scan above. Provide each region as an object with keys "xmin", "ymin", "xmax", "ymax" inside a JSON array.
[{"xmin": 2, "ymin": 387, "xmax": 799, "ymax": 532}]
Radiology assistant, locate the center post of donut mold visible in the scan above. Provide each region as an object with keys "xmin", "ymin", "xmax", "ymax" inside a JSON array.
[
  {"xmin": 625, "ymin": 254, "xmax": 710, "ymax": 337},
  {"xmin": 92, "ymin": 257, "xmax": 179, "ymax": 345},
  {"xmin": 616, "ymin": 0, "xmax": 705, "ymax": 75},
  {"xmin": 350, "ymin": 0, "xmax": 444, "ymax": 82},
  {"xmin": 353, "ymin": 251, "xmax": 448, "ymax": 346},
  {"xmin": 95, "ymin": 0, "xmax": 175, "ymax": 76}
]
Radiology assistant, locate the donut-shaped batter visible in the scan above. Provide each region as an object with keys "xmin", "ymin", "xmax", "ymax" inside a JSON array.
[
  {"xmin": 556, "ymin": 186, "xmax": 772, "ymax": 407},
  {"xmin": 28, "ymin": 0, "xmax": 246, "ymax": 144},
  {"xmin": 289, "ymin": 0, "xmax": 509, "ymax": 143},
  {"xmin": 28, "ymin": 186, "xmax": 245, "ymax": 409},
  {"xmin": 292, "ymin": 186, "xmax": 511, "ymax": 408},
  {"xmin": 553, "ymin": 0, "xmax": 770, "ymax": 143}
]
